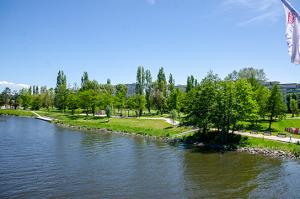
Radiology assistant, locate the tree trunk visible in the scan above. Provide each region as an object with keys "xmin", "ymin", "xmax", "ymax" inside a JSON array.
[{"xmin": 268, "ymin": 115, "xmax": 273, "ymax": 130}]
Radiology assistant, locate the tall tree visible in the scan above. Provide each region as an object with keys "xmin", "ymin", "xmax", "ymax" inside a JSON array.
[
  {"xmin": 267, "ymin": 84, "xmax": 286, "ymax": 130},
  {"xmin": 135, "ymin": 66, "xmax": 145, "ymax": 95},
  {"xmin": 1, "ymin": 87, "xmax": 11, "ymax": 107},
  {"xmin": 81, "ymin": 71, "xmax": 89, "ymax": 90},
  {"xmin": 67, "ymin": 91, "xmax": 79, "ymax": 115},
  {"xmin": 78, "ymin": 90, "xmax": 93, "ymax": 116},
  {"xmin": 55, "ymin": 70, "xmax": 68, "ymax": 111},
  {"xmin": 291, "ymin": 99, "xmax": 298, "ymax": 117},
  {"xmin": 157, "ymin": 67, "xmax": 167, "ymax": 96},
  {"xmin": 186, "ymin": 75, "xmax": 197, "ymax": 93},
  {"xmin": 255, "ymin": 86, "xmax": 270, "ymax": 119},
  {"xmin": 168, "ymin": 73, "xmax": 175, "ymax": 93},
  {"xmin": 145, "ymin": 69, "xmax": 152, "ymax": 113},
  {"xmin": 184, "ymin": 72, "xmax": 219, "ymax": 133},
  {"xmin": 19, "ymin": 88, "xmax": 32, "ymax": 110},
  {"xmin": 115, "ymin": 84, "xmax": 128, "ymax": 116}
]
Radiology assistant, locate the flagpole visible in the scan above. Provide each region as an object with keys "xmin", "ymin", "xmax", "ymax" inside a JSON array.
[{"xmin": 281, "ymin": 0, "xmax": 300, "ymax": 18}]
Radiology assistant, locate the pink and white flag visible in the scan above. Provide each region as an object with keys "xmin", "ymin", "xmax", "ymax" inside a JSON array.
[{"xmin": 281, "ymin": 0, "xmax": 300, "ymax": 64}]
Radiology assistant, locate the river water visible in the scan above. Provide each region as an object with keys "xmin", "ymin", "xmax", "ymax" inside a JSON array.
[{"xmin": 0, "ymin": 116, "xmax": 300, "ymax": 198}]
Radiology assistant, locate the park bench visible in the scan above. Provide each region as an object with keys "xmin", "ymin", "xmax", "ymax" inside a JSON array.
[
  {"xmin": 250, "ymin": 130, "xmax": 258, "ymax": 134},
  {"xmin": 277, "ymin": 133, "xmax": 287, "ymax": 138},
  {"xmin": 264, "ymin": 131, "xmax": 272, "ymax": 136}
]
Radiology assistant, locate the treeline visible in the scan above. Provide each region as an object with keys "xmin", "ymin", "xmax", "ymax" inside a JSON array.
[{"xmin": 0, "ymin": 67, "xmax": 291, "ymax": 131}]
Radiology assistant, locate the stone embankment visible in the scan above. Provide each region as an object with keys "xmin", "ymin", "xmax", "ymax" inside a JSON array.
[{"xmin": 237, "ymin": 147, "xmax": 297, "ymax": 159}]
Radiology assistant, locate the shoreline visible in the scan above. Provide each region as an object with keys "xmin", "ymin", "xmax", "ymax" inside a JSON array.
[{"xmin": 1, "ymin": 112, "xmax": 299, "ymax": 159}]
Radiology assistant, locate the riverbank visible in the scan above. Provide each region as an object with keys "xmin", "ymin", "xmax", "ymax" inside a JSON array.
[
  {"xmin": 35, "ymin": 110, "xmax": 192, "ymax": 138},
  {"xmin": 1, "ymin": 109, "xmax": 300, "ymax": 158}
]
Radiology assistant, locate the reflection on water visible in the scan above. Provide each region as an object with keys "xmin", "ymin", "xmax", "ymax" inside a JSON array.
[{"xmin": 0, "ymin": 116, "xmax": 300, "ymax": 198}]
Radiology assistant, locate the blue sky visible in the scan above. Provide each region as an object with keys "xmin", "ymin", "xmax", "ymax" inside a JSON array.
[{"xmin": 0, "ymin": 0, "xmax": 300, "ymax": 90}]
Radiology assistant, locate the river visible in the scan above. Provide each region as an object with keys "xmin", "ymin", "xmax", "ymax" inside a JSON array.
[{"xmin": 0, "ymin": 116, "xmax": 300, "ymax": 198}]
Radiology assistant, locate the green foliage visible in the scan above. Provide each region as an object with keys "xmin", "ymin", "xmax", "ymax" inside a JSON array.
[
  {"xmin": 145, "ymin": 69, "xmax": 153, "ymax": 113},
  {"xmin": 167, "ymin": 88, "xmax": 183, "ymax": 111},
  {"xmin": 55, "ymin": 70, "xmax": 68, "ymax": 111},
  {"xmin": 114, "ymin": 84, "xmax": 128, "ymax": 116},
  {"xmin": 184, "ymin": 72, "xmax": 219, "ymax": 133},
  {"xmin": 19, "ymin": 89, "xmax": 32, "ymax": 110},
  {"xmin": 105, "ymin": 105, "xmax": 112, "ymax": 121},
  {"xmin": 186, "ymin": 75, "xmax": 198, "ymax": 92},
  {"xmin": 267, "ymin": 84, "xmax": 287, "ymax": 129},
  {"xmin": 168, "ymin": 73, "xmax": 175, "ymax": 92},
  {"xmin": 67, "ymin": 91, "xmax": 79, "ymax": 114},
  {"xmin": 169, "ymin": 109, "xmax": 178, "ymax": 125},
  {"xmin": 31, "ymin": 95, "xmax": 42, "ymax": 110},
  {"xmin": 291, "ymin": 99, "xmax": 298, "ymax": 117},
  {"xmin": 255, "ymin": 86, "xmax": 270, "ymax": 119},
  {"xmin": 135, "ymin": 66, "xmax": 145, "ymax": 95}
]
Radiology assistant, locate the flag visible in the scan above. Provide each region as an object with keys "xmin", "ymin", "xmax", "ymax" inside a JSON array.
[{"xmin": 281, "ymin": 0, "xmax": 300, "ymax": 64}]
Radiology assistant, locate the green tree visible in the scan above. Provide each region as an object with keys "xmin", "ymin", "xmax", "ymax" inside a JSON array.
[
  {"xmin": 55, "ymin": 70, "xmax": 68, "ymax": 111},
  {"xmin": 41, "ymin": 89, "xmax": 54, "ymax": 111},
  {"xmin": 81, "ymin": 71, "xmax": 89, "ymax": 90},
  {"xmin": 167, "ymin": 88, "xmax": 182, "ymax": 111},
  {"xmin": 127, "ymin": 95, "xmax": 137, "ymax": 117},
  {"xmin": 291, "ymin": 99, "xmax": 298, "ymax": 117},
  {"xmin": 135, "ymin": 66, "xmax": 145, "ymax": 95},
  {"xmin": 105, "ymin": 105, "xmax": 112, "ymax": 121},
  {"xmin": 186, "ymin": 75, "xmax": 198, "ymax": 93},
  {"xmin": 135, "ymin": 94, "xmax": 146, "ymax": 117},
  {"xmin": 169, "ymin": 109, "xmax": 178, "ymax": 125},
  {"xmin": 153, "ymin": 67, "xmax": 168, "ymax": 114},
  {"xmin": 145, "ymin": 69, "xmax": 152, "ymax": 113},
  {"xmin": 255, "ymin": 86, "xmax": 270, "ymax": 119},
  {"xmin": 234, "ymin": 79, "xmax": 259, "ymax": 129},
  {"xmin": 31, "ymin": 95, "xmax": 42, "ymax": 110},
  {"xmin": 1, "ymin": 87, "xmax": 11, "ymax": 108},
  {"xmin": 19, "ymin": 88, "xmax": 32, "ymax": 110},
  {"xmin": 78, "ymin": 90, "xmax": 93, "ymax": 116},
  {"xmin": 152, "ymin": 82, "xmax": 166, "ymax": 115},
  {"xmin": 67, "ymin": 91, "xmax": 79, "ymax": 115},
  {"xmin": 168, "ymin": 73, "xmax": 175, "ymax": 93},
  {"xmin": 267, "ymin": 84, "xmax": 286, "ymax": 130},
  {"xmin": 115, "ymin": 84, "xmax": 128, "ymax": 116},
  {"xmin": 184, "ymin": 72, "xmax": 219, "ymax": 133}
]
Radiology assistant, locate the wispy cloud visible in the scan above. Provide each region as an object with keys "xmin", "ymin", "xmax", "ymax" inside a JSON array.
[
  {"xmin": 146, "ymin": 0, "xmax": 156, "ymax": 5},
  {"xmin": 221, "ymin": 0, "xmax": 283, "ymax": 26},
  {"xmin": 0, "ymin": 81, "xmax": 30, "ymax": 91}
]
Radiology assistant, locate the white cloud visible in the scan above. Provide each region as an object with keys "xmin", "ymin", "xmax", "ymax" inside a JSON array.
[
  {"xmin": 0, "ymin": 81, "xmax": 30, "ymax": 91},
  {"xmin": 221, "ymin": 0, "xmax": 283, "ymax": 26},
  {"xmin": 146, "ymin": 0, "xmax": 156, "ymax": 5}
]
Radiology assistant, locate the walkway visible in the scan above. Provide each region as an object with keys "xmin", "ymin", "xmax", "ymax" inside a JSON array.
[
  {"xmin": 31, "ymin": 111, "xmax": 53, "ymax": 122},
  {"xmin": 174, "ymin": 128, "xmax": 200, "ymax": 137},
  {"xmin": 138, "ymin": 117, "xmax": 180, "ymax": 126},
  {"xmin": 234, "ymin": 131, "xmax": 300, "ymax": 144}
]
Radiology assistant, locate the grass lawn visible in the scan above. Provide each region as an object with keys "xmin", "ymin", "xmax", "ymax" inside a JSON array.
[
  {"xmin": 0, "ymin": 109, "xmax": 35, "ymax": 117},
  {"xmin": 36, "ymin": 110, "xmax": 191, "ymax": 137},
  {"xmin": 241, "ymin": 119, "xmax": 300, "ymax": 139}
]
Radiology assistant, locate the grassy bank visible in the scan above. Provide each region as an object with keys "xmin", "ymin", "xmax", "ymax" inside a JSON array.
[
  {"xmin": 36, "ymin": 110, "xmax": 190, "ymax": 137},
  {"xmin": 0, "ymin": 109, "xmax": 35, "ymax": 117}
]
